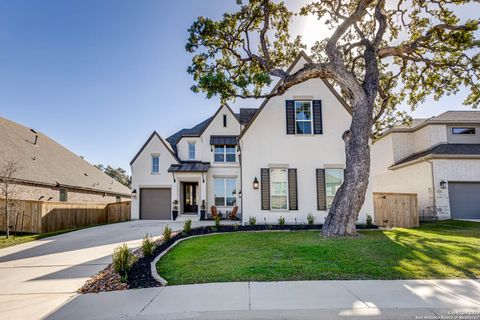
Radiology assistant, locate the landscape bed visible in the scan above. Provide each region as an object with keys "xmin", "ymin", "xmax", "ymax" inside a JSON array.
[{"xmin": 79, "ymin": 220, "xmax": 479, "ymax": 293}]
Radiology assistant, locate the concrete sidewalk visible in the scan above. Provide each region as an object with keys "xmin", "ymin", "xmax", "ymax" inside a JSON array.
[{"xmin": 46, "ymin": 280, "xmax": 480, "ymax": 320}]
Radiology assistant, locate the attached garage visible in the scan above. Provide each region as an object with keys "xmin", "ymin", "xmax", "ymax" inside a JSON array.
[
  {"xmin": 140, "ymin": 188, "xmax": 171, "ymax": 220},
  {"xmin": 448, "ymin": 182, "xmax": 480, "ymax": 220}
]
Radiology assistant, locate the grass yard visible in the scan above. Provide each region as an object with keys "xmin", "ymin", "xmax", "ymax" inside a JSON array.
[{"xmin": 157, "ymin": 220, "xmax": 480, "ymax": 285}]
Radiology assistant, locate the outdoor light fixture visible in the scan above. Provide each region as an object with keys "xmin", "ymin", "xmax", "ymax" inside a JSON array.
[
  {"xmin": 253, "ymin": 177, "xmax": 259, "ymax": 189},
  {"xmin": 440, "ymin": 180, "xmax": 447, "ymax": 189},
  {"xmin": 131, "ymin": 189, "xmax": 137, "ymax": 198}
]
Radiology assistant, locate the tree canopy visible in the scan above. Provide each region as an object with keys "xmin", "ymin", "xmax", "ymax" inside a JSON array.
[
  {"xmin": 186, "ymin": 0, "xmax": 479, "ymax": 136},
  {"xmin": 95, "ymin": 165, "xmax": 131, "ymax": 188}
]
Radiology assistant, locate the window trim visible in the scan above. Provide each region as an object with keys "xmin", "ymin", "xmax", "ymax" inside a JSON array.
[
  {"xmin": 214, "ymin": 145, "xmax": 236, "ymax": 163},
  {"xmin": 294, "ymin": 100, "xmax": 313, "ymax": 135},
  {"xmin": 151, "ymin": 154, "xmax": 160, "ymax": 174},
  {"xmin": 269, "ymin": 168, "xmax": 289, "ymax": 211},
  {"xmin": 188, "ymin": 142, "xmax": 196, "ymax": 160},
  {"xmin": 451, "ymin": 127, "xmax": 476, "ymax": 135},
  {"xmin": 214, "ymin": 178, "xmax": 237, "ymax": 207}
]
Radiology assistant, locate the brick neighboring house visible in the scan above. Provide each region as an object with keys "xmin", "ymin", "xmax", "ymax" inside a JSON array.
[{"xmin": 0, "ymin": 117, "xmax": 131, "ymax": 203}]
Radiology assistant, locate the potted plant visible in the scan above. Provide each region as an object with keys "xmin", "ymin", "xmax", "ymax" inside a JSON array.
[
  {"xmin": 172, "ymin": 200, "xmax": 178, "ymax": 220},
  {"xmin": 200, "ymin": 200, "xmax": 206, "ymax": 220}
]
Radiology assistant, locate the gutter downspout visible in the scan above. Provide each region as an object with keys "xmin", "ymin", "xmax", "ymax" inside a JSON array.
[
  {"xmin": 238, "ymin": 140, "xmax": 244, "ymax": 226},
  {"xmin": 426, "ymin": 158, "xmax": 436, "ymax": 220}
]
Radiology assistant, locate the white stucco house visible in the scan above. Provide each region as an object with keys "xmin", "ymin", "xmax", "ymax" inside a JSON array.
[
  {"xmin": 371, "ymin": 111, "xmax": 480, "ymax": 221},
  {"xmin": 130, "ymin": 52, "xmax": 374, "ymax": 223}
]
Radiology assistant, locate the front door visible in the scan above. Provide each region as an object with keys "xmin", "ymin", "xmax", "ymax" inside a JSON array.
[{"xmin": 183, "ymin": 182, "xmax": 198, "ymax": 213}]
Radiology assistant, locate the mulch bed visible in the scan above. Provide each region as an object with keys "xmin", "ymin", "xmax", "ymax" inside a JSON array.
[{"xmin": 79, "ymin": 223, "xmax": 378, "ymax": 293}]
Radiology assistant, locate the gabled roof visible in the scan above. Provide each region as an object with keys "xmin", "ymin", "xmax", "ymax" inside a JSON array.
[
  {"xmin": 0, "ymin": 117, "xmax": 131, "ymax": 196},
  {"xmin": 391, "ymin": 143, "xmax": 480, "ymax": 168},
  {"xmin": 166, "ymin": 104, "xmax": 240, "ymax": 153},
  {"xmin": 377, "ymin": 111, "xmax": 480, "ymax": 140},
  {"xmin": 239, "ymin": 51, "xmax": 352, "ymax": 139},
  {"xmin": 130, "ymin": 131, "xmax": 180, "ymax": 165}
]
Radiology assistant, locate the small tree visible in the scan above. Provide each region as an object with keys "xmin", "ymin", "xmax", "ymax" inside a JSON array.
[{"xmin": 0, "ymin": 158, "xmax": 20, "ymax": 238}]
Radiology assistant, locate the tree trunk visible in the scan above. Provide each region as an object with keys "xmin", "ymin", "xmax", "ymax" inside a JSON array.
[
  {"xmin": 5, "ymin": 193, "xmax": 9, "ymax": 239},
  {"xmin": 322, "ymin": 98, "xmax": 373, "ymax": 237}
]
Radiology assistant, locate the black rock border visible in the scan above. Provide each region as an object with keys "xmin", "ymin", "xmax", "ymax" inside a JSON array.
[{"xmin": 127, "ymin": 223, "xmax": 378, "ymax": 289}]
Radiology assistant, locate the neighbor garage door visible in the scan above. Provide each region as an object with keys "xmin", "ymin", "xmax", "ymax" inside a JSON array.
[
  {"xmin": 448, "ymin": 182, "xmax": 480, "ymax": 220},
  {"xmin": 140, "ymin": 188, "xmax": 171, "ymax": 220}
]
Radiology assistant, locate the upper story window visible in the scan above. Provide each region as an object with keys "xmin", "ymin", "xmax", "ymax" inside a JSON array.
[
  {"xmin": 151, "ymin": 155, "xmax": 160, "ymax": 173},
  {"xmin": 295, "ymin": 101, "xmax": 313, "ymax": 134},
  {"xmin": 270, "ymin": 169, "xmax": 288, "ymax": 210},
  {"xmin": 214, "ymin": 145, "xmax": 236, "ymax": 163},
  {"xmin": 223, "ymin": 115, "xmax": 227, "ymax": 127},
  {"xmin": 59, "ymin": 188, "xmax": 67, "ymax": 202},
  {"xmin": 452, "ymin": 127, "xmax": 476, "ymax": 135},
  {"xmin": 188, "ymin": 142, "xmax": 196, "ymax": 160},
  {"xmin": 325, "ymin": 169, "xmax": 344, "ymax": 209}
]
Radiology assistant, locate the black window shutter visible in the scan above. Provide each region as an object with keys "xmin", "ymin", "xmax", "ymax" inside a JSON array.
[
  {"xmin": 261, "ymin": 168, "xmax": 270, "ymax": 210},
  {"xmin": 288, "ymin": 168, "xmax": 298, "ymax": 210},
  {"xmin": 286, "ymin": 100, "xmax": 295, "ymax": 134},
  {"xmin": 316, "ymin": 169, "xmax": 326, "ymax": 210},
  {"xmin": 313, "ymin": 100, "xmax": 323, "ymax": 134}
]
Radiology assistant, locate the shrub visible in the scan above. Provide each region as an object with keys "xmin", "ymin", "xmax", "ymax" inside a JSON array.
[
  {"xmin": 141, "ymin": 234, "xmax": 155, "ymax": 257},
  {"xmin": 214, "ymin": 215, "xmax": 221, "ymax": 228},
  {"xmin": 112, "ymin": 244, "xmax": 137, "ymax": 282},
  {"xmin": 307, "ymin": 213, "xmax": 315, "ymax": 225},
  {"xmin": 366, "ymin": 215, "xmax": 373, "ymax": 227},
  {"xmin": 278, "ymin": 216, "xmax": 285, "ymax": 226},
  {"xmin": 248, "ymin": 216, "xmax": 257, "ymax": 226},
  {"xmin": 183, "ymin": 219, "xmax": 192, "ymax": 234},
  {"xmin": 163, "ymin": 225, "xmax": 172, "ymax": 242}
]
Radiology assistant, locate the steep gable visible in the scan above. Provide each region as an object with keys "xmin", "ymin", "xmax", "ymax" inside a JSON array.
[{"xmin": 130, "ymin": 131, "xmax": 180, "ymax": 166}]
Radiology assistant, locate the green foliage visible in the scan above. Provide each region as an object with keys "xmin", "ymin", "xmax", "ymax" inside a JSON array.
[
  {"xmin": 163, "ymin": 225, "xmax": 172, "ymax": 242},
  {"xmin": 141, "ymin": 234, "xmax": 155, "ymax": 257},
  {"xmin": 366, "ymin": 215, "xmax": 373, "ymax": 228},
  {"xmin": 95, "ymin": 164, "xmax": 131, "ymax": 188},
  {"xmin": 112, "ymin": 244, "xmax": 137, "ymax": 282},
  {"xmin": 248, "ymin": 216, "xmax": 257, "ymax": 226},
  {"xmin": 187, "ymin": 0, "xmax": 480, "ymax": 136},
  {"xmin": 278, "ymin": 216, "xmax": 285, "ymax": 226},
  {"xmin": 183, "ymin": 219, "xmax": 192, "ymax": 234},
  {"xmin": 214, "ymin": 215, "xmax": 221, "ymax": 228},
  {"xmin": 307, "ymin": 213, "xmax": 315, "ymax": 226}
]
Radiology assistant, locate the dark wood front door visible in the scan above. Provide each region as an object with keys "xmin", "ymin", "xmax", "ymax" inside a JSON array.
[{"xmin": 183, "ymin": 182, "xmax": 198, "ymax": 213}]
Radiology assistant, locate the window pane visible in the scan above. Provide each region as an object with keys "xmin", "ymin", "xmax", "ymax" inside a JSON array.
[
  {"xmin": 226, "ymin": 146, "xmax": 235, "ymax": 153},
  {"xmin": 215, "ymin": 146, "xmax": 225, "ymax": 153},
  {"xmin": 325, "ymin": 169, "xmax": 344, "ymax": 209},
  {"xmin": 225, "ymin": 179, "xmax": 236, "ymax": 197},
  {"xmin": 214, "ymin": 146, "xmax": 225, "ymax": 162},
  {"xmin": 152, "ymin": 156, "xmax": 159, "ymax": 173},
  {"xmin": 295, "ymin": 101, "xmax": 312, "ymax": 120},
  {"xmin": 270, "ymin": 169, "xmax": 287, "ymax": 196},
  {"xmin": 215, "ymin": 197, "xmax": 225, "ymax": 206},
  {"xmin": 215, "ymin": 154, "xmax": 224, "ymax": 162},
  {"xmin": 226, "ymin": 197, "xmax": 236, "ymax": 206},
  {"xmin": 296, "ymin": 121, "xmax": 312, "ymax": 134},
  {"xmin": 226, "ymin": 154, "xmax": 236, "ymax": 162},
  {"xmin": 188, "ymin": 143, "xmax": 195, "ymax": 159},
  {"xmin": 214, "ymin": 179, "xmax": 225, "ymax": 196},
  {"xmin": 271, "ymin": 196, "xmax": 287, "ymax": 210},
  {"xmin": 452, "ymin": 127, "xmax": 475, "ymax": 134}
]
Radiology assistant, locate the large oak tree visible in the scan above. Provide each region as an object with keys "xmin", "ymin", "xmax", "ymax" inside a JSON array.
[{"xmin": 186, "ymin": 0, "xmax": 479, "ymax": 236}]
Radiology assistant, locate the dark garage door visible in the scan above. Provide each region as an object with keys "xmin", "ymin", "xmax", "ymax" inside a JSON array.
[
  {"xmin": 140, "ymin": 188, "xmax": 171, "ymax": 220},
  {"xmin": 448, "ymin": 182, "xmax": 480, "ymax": 220}
]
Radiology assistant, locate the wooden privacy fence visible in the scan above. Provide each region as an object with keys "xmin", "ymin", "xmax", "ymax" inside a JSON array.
[
  {"xmin": 0, "ymin": 199, "xmax": 131, "ymax": 234},
  {"xmin": 373, "ymin": 192, "xmax": 419, "ymax": 228}
]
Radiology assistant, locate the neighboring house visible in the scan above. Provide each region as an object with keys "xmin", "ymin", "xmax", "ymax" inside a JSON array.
[
  {"xmin": 371, "ymin": 111, "xmax": 480, "ymax": 221},
  {"xmin": 0, "ymin": 117, "xmax": 131, "ymax": 203},
  {"xmin": 130, "ymin": 51, "xmax": 373, "ymax": 223}
]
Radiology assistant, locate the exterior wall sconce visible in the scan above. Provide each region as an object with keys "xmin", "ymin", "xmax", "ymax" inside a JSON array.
[
  {"xmin": 131, "ymin": 189, "xmax": 137, "ymax": 199},
  {"xmin": 440, "ymin": 180, "xmax": 447, "ymax": 189},
  {"xmin": 253, "ymin": 177, "xmax": 259, "ymax": 189}
]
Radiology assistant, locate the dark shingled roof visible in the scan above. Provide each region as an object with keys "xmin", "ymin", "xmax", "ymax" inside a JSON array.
[
  {"xmin": 166, "ymin": 116, "xmax": 214, "ymax": 154},
  {"xmin": 238, "ymin": 108, "xmax": 258, "ymax": 125},
  {"xmin": 168, "ymin": 161, "xmax": 210, "ymax": 173},
  {"xmin": 165, "ymin": 107, "xmax": 258, "ymax": 154},
  {"xmin": 393, "ymin": 144, "xmax": 480, "ymax": 166}
]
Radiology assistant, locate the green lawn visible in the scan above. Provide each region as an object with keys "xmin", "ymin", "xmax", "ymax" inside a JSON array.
[{"xmin": 157, "ymin": 220, "xmax": 480, "ymax": 285}]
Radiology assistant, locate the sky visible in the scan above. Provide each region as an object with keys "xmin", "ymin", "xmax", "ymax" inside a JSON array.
[{"xmin": 0, "ymin": 0, "xmax": 476, "ymax": 174}]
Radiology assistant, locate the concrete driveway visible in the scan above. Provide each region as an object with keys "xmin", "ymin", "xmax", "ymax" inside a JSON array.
[{"xmin": 0, "ymin": 220, "xmax": 215, "ymax": 320}]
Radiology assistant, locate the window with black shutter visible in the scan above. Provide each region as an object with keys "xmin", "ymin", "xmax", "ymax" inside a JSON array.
[
  {"xmin": 288, "ymin": 168, "xmax": 298, "ymax": 210},
  {"xmin": 316, "ymin": 169, "xmax": 326, "ymax": 210},
  {"xmin": 260, "ymin": 168, "xmax": 270, "ymax": 210}
]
